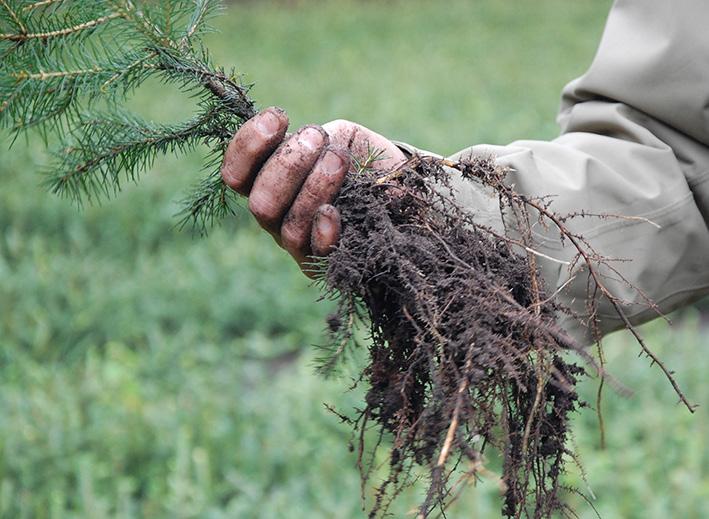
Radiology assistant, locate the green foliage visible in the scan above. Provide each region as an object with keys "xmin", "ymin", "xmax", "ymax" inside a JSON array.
[
  {"xmin": 0, "ymin": 0, "xmax": 707, "ymax": 518},
  {"xmin": 1, "ymin": 0, "xmax": 255, "ymax": 232}
]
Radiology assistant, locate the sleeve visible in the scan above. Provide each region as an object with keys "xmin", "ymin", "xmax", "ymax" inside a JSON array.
[{"xmin": 401, "ymin": 0, "xmax": 709, "ymax": 344}]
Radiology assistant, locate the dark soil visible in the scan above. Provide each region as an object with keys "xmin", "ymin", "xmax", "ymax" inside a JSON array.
[{"xmin": 317, "ymin": 154, "xmax": 587, "ymax": 518}]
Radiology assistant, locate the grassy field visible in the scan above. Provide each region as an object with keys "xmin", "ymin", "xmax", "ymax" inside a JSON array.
[{"xmin": 1, "ymin": 0, "xmax": 707, "ymax": 517}]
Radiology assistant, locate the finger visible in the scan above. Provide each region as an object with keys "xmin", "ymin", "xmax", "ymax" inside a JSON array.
[
  {"xmin": 221, "ymin": 107, "xmax": 289, "ymax": 195},
  {"xmin": 311, "ymin": 204, "xmax": 341, "ymax": 257},
  {"xmin": 280, "ymin": 147, "xmax": 349, "ymax": 260},
  {"xmin": 248, "ymin": 125, "xmax": 328, "ymax": 233}
]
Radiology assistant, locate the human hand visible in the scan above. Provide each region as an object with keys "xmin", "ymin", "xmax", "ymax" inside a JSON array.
[{"xmin": 220, "ymin": 107, "xmax": 407, "ymax": 272}]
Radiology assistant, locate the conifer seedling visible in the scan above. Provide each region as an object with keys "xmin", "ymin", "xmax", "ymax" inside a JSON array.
[{"xmin": 1, "ymin": 2, "xmax": 696, "ymax": 518}]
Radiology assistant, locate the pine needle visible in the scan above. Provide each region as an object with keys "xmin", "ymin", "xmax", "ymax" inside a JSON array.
[{"xmin": 1, "ymin": 0, "xmax": 255, "ymax": 232}]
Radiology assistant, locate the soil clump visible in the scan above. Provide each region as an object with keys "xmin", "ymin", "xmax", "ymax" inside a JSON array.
[{"xmin": 319, "ymin": 154, "xmax": 586, "ymax": 518}]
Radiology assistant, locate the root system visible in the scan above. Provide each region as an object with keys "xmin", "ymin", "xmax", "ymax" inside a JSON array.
[{"xmin": 316, "ymin": 152, "xmax": 693, "ymax": 518}]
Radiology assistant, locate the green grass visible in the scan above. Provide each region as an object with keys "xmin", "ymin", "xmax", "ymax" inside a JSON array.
[{"xmin": 1, "ymin": 0, "xmax": 707, "ymax": 517}]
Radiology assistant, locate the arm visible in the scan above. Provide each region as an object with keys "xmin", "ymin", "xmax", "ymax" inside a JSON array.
[{"xmin": 441, "ymin": 0, "xmax": 709, "ymax": 342}]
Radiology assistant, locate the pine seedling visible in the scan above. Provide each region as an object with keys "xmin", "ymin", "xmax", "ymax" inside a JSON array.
[
  {"xmin": 1, "ymin": 0, "xmax": 256, "ymax": 232},
  {"xmin": 3, "ymin": 3, "xmax": 696, "ymax": 517}
]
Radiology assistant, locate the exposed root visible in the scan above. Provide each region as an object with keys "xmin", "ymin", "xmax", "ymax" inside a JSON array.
[
  {"xmin": 316, "ymin": 154, "xmax": 587, "ymax": 517},
  {"xmin": 316, "ymin": 152, "xmax": 694, "ymax": 518}
]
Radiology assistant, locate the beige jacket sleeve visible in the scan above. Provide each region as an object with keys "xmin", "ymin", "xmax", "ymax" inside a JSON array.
[{"xmin": 401, "ymin": 0, "xmax": 709, "ymax": 344}]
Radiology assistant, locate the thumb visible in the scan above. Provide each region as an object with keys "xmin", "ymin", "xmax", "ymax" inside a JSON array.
[{"xmin": 322, "ymin": 120, "xmax": 406, "ymax": 170}]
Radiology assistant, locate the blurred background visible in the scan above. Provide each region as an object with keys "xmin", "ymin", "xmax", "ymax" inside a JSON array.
[{"xmin": 0, "ymin": 0, "xmax": 707, "ymax": 517}]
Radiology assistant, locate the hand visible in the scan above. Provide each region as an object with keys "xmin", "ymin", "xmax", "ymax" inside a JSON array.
[{"xmin": 220, "ymin": 107, "xmax": 406, "ymax": 272}]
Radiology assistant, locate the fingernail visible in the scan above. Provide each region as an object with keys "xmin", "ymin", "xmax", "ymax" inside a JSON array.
[
  {"xmin": 297, "ymin": 127, "xmax": 324, "ymax": 152},
  {"xmin": 255, "ymin": 110, "xmax": 281, "ymax": 137},
  {"xmin": 313, "ymin": 205, "xmax": 340, "ymax": 252},
  {"xmin": 321, "ymin": 150, "xmax": 345, "ymax": 174},
  {"xmin": 316, "ymin": 211, "xmax": 335, "ymax": 237}
]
